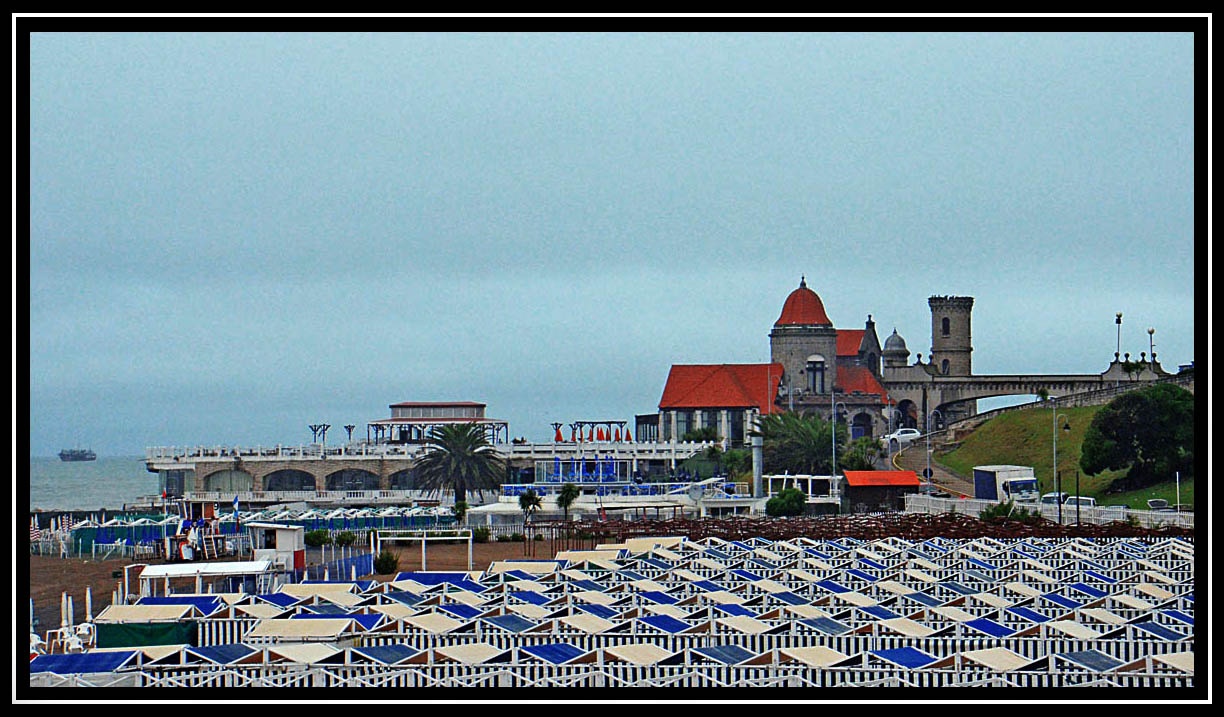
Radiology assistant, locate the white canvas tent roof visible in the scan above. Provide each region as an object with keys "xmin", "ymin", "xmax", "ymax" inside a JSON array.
[
  {"xmin": 779, "ymin": 645, "xmax": 849, "ymax": 667},
  {"xmin": 94, "ymin": 604, "xmax": 198, "ymax": 623},
  {"xmin": 245, "ymin": 618, "xmax": 356, "ymax": 640}
]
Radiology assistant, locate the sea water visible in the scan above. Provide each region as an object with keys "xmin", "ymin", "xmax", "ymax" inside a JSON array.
[{"xmin": 27, "ymin": 456, "xmax": 154, "ymax": 511}]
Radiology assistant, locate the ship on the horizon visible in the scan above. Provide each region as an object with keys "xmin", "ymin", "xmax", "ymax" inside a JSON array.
[{"xmin": 58, "ymin": 448, "xmax": 96, "ymax": 462}]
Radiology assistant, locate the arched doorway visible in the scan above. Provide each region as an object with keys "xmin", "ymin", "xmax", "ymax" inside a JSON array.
[
  {"xmin": 263, "ymin": 469, "xmax": 317, "ymax": 492},
  {"xmin": 850, "ymin": 412, "xmax": 874, "ymax": 440},
  {"xmin": 201, "ymin": 469, "xmax": 254, "ymax": 493},
  {"xmin": 325, "ymin": 468, "xmax": 379, "ymax": 491},
  {"xmin": 388, "ymin": 468, "xmax": 417, "ymax": 490},
  {"xmin": 896, "ymin": 400, "xmax": 919, "ymax": 430}
]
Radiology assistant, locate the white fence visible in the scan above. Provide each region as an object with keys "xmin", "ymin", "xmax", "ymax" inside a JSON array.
[{"xmin": 904, "ymin": 494, "xmax": 1193, "ymax": 529}]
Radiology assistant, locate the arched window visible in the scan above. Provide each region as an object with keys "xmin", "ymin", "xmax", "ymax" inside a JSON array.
[
  {"xmin": 941, "ymin": 359, "xmax": 950, "ymax": 375},
  {"xmin": 941, "ymin": 317, "xmax": 951, "ymax": 336},
  {"xmin": 806, "ymin": 354, "xmax": 826, "ymax": 394}
]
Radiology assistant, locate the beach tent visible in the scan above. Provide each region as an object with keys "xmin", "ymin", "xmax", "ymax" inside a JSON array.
[{"xmin": 93, "ymin": 604, "xmax": 201, "ymax": 648}]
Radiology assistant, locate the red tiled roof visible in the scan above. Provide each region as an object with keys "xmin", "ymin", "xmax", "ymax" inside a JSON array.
[
  {"xmin": 835, "ymin": 365, "xmax": 887, "ymax": 398},
  {"xmin": 843, "ymin": 470, "xmax": 921, "ymax": 487},
  {"xmin": 836, "ymin": 329, "xmax": 865, "ymax": 357},
  {"xmin": 659, "ymin": 363, "xmax": 784, "ymax": 415},
  {"xmin": 775, "ymin": 282, "xmax": 832, "ymax": 326}
]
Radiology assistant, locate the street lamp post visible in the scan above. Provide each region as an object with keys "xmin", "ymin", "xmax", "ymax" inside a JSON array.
[
  {"xmin": 925, "ymin": 409, "xmax": 943, "ymax": 493},
  {"xmin": 1052, "ymin": 402, "xmax": 1070, "ymax": 524},
  {"xmin": 832, "ymin": 399, "xmax": 848, "ymax": 477}
]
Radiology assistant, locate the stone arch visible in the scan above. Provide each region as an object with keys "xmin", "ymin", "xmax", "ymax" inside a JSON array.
[
  {"xmin": 200, "ymin": 468, "xmax": 254, "ymax": 493},
  {"xmin": 849, "ymin": 411, "xmax": 874, "ymax": 440},
  {"xmin": 325, "ymin": 468, "xmax": 379, "ymax": 491},
  {"xmin": 264, "ymin": 469, "xmax": 317, "ymax": 492},
  {"xmin": 388, "ymin": 468, "xmax": 418, "ymax": 490},
  {"xmin": 895, "ymin": 400, "xmax": 919, "ymax": 430}
]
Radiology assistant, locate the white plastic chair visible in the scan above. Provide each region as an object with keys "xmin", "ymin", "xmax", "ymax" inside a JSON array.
[
  {"xmin": 30, "ymin": 632, "xmax": 46, "ymax": 655},
  {"xmin": 64, "ymin": 635, "xmax": 85, "ymax": 654},
  {"xmin": 74, "ymin": 622, "xmax": 96, "ymax": 647}
]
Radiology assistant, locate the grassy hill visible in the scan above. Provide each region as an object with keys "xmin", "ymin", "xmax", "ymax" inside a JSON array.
[{"xmin": 936, "ymin": 405, "xmax": 1194, "ymax": 510}]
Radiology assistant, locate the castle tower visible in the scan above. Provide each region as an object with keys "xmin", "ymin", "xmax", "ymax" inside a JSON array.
[
  {"xmin": 882, "ymin": 328, "xmax": 910, "ymax": 369},
  {"xmin": 928, "ymin": 296, "xmax": 974, "ymax": 376},
  {"xmin": 770, "ymin": 277, "xmax": 839, "ymax": 402}
]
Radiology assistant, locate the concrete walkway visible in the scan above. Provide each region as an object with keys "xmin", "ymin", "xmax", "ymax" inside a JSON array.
[{"xmin": 889, "ymin": 442, "xmax": 975, "ymax": 498}]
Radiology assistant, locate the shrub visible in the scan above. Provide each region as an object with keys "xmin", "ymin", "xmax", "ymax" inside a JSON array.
[
  {"xmin": 979, "ymin": 500, "xmax": 1039, "ymax": 523},
  {"xmin": 304, "ymin": 530, "xmax": 332, "ymax": 547},
  {"xmin": 765, "ymin": 488, "xmax": 808, "ymax": 517},
  {"xmin": 333, "ymin": 531, "xmax": 358, "ymax": 547},
  {"xmin": 472, "ymin": 527, "xmax": 490, "ymax": 543},
  {"xmin": 373, "ymin": 550, "xmax": 399, "ymax": 575}
]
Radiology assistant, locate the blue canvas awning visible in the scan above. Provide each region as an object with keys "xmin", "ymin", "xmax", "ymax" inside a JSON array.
[
  {"xmin": 30, "ymin": 650, "xmax": 140, "ymax": 674},
  {"xmin": 576, "ymin": 603, "xmax": 619, "ymax": 620},
  {"xmin": 692, "ymin": 644, "xmax": 756, "ymax": 665},
  {"xmin": 902, "ymin": 591, "xmax": 942, "ymax": 608},
  {"xmin": 1056, "ymin": 649, "xmax": 1125, "ymax": 673},
  {"xmin": 870, "ymin": 646, "xmax": 940, "ymax": 669},
  {"xmin": 1006, "ymin": 606, "xmax": 1052, "ymax": 623},
  {"xmin": 814, "ymin": 580, "xmax": 851, "ymax": 594},
  {"xmin": 483, "ymin": 613, "xmax": 538, "ymax": 633},
  {"xmin": 1131, "ymin": 621, "xmax": 1188, "ymax": 641},
  {"xmin": 520, "ymin": 642, "xmax": 587, "ymax": 665},
  {"xmin": 1042, "ymin": 592, "xmax": 1083, "ymax": 610},
  {"xmin": 1068, "ymin": 582, "xmax": 1109, "ymax": 598},
  {"xmin": 508, "ymin": 591, "xmax": 551, "ymax": 606},
  {"xmin": 256, "ymin": 593, "xmax": 305, "ymax": 608},
  {"xmin": 965, "ymin": 617, "xmax": 1014, "ymax": 638},
  {"xmin": 638, "ymin": 614, "xmax": 692, "ymax": 634},
  {"xmin": 438, "ymin": 603, "xmax": 484, "ymax": 620},
  {"xmin": 185, "ymin": 644, "xmax": 259, "ymax": 665},
  {"xmin": 799, "ymin": 616, "xmax": 852, "ymax": 636},
  {"xmin": 638, "ymin": 590, "xmax": 678, "ymax": 605}
]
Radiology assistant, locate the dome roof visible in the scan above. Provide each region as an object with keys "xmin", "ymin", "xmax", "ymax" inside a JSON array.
[
  {"xmin": 883, "ymin": 328, "xmax": 909, "ymax": 354},
  {"xmin": 775, "ymin": 276, "xmax": 832, "ymax": 326}
]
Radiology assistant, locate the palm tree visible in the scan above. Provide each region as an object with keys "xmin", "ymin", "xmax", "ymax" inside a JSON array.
[
  {"xmin": 518, "ymin": 488, "xmax": 542, "ymax": 524},
  {"xmin": 557, "ymin": 483, "xmax": 581, "ymax": 523},
  {"xmin": 751, "ymin": 411, "xmax": 836, "ymax": 475},
  {"xmin": 412, "ymin": 423, "xmax": 505, "ymax": 507}
]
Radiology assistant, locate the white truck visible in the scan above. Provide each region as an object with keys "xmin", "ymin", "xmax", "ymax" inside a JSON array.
[{"xmin": 972, "ymin": 465, "xmax": 1039, "ymax": 503}]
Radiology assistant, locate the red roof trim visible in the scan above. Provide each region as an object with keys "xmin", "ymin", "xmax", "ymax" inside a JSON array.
[{"xmin": 843, "ymin": 470, "xmax": 921, "ymax": 487}]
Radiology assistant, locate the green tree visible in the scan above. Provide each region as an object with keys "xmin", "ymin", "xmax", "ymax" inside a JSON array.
[
  {"xmin": 765, "ymin": 487, "xmax": 807, "ymax": 517},
  {"xmin": 556, "ymin": 483, "xmax": 581, "ymax": 523},
  {"xmin": 681, "ymin": 426, "xmax": 719, "ymax": 442},
  {"xmin": 1080, "ymin": 383, "xmax": 1194, "ymax": 491},
  {"xmin": 752, "ymin": 412, "xmax": 840, "ymax": 475},
  {"xmin": 518, "ymin": 488, "xmax": 542, "ymax": 524},
  {"xmin": 412, "ymin": 422, "xmax": 505, "ymax": 506},
  {"xmin": 721, "ymin": 449, "xmax": 751, "ymax": 478},
  {"xmin": 840, "ymin": 436, "xmax": 884, "ymax": 472},
  {"xmin": 451, "ymin": 500, "xmax": 469, "ymax": 526}
]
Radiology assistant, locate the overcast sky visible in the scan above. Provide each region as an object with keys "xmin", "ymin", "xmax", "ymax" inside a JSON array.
[{"xmin": 24, "ymin": 27, "xmax": 1201, "ymax": 457}]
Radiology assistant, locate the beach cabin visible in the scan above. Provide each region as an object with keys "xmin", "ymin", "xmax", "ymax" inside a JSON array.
[{"xmin": 244, "ymin": 522, "xmax": 306, "ymax": 571}]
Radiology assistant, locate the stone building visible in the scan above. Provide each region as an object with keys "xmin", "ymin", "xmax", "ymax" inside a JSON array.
[{"xmin": 653, "ymin": 277, "xmax": 1174, "ymax": 448}]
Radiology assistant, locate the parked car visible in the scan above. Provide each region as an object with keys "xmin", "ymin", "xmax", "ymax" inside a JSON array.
[
  {"xmin": 1064, "ymin": 496, "xmax": 1097, "ymax": 508},
  {"xmin": 1040, "ymin": 492, "xmax": 1069, "ymax": 505},
  {"xmin": 880, "ymin": 428, "xmax": 922, "ymax": 448}
]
